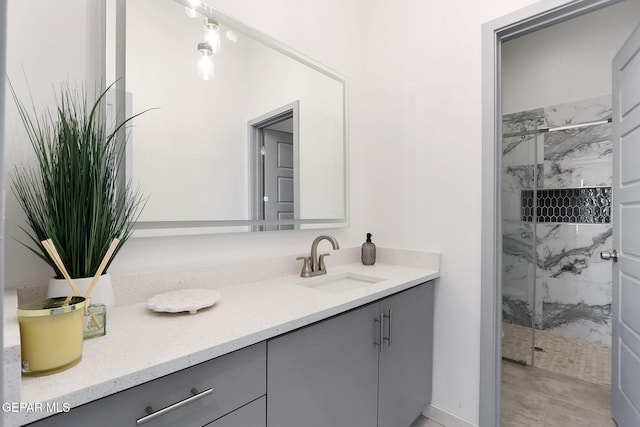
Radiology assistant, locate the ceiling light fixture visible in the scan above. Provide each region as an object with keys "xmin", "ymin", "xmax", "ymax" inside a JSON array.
[
  {"xmin": 204, "ymin": 18, "xmax": 221, "ymax": 54},
  {"xmin": 197, "ymin": 42, "xmax": 214, "ymax": 80}
]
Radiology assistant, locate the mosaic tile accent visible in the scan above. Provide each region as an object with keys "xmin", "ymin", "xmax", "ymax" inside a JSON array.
[{"xmin": 521, "ymin": 187, "xmax": 611, "ymax": 224}]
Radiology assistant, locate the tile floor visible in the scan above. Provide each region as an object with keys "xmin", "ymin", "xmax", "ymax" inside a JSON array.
[
  {"xmin": 501, "ymin": 361, "xmax": 615, "ymax": 427},
  {"xmin": 411, "ymin": 322, "xmax": 612, "ymax": 427},
  {"xmin": 502, "ymin": 323, "xmax": 611, "ymax": 385}
]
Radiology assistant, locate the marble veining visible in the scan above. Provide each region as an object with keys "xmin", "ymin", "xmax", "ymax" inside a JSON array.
[
  {"xmin": 504, "ymin": 164, "xmax": 538, "ymax": 189},
  {"xmin": 503, "ymin": 223, "xmax": 535, "ymax": 264},
  {"xmin": 537, "ymin": 225, "xmax": 612, "ymax": 276},
  {"xmin": 543, "ymin": 302, "xmax": 611, "ymax": 330},
  {"xmin": 503, "ymin": 163, "xmax": 541, "ymax": 220},
  {"xmin": 544, "ymin": 132, "xmax": 611, "ymax": 188},
  {"xmin": 503, "ymin": 296, "xmax": 533, "ymax": 328},
  {"xmin": 544, "ymin": 96, "xmax": 611, "ymax": 127},
  {"xmin": 544, "ymin": 95, "xmax": 612, "ymax": 188},
  {"xmin": 503, "ymin": 108, "xmax": 546, "ymax": 137},
  {"xmin": 502, "ymin": 95, "xmax": 613, "ymax": 347}
]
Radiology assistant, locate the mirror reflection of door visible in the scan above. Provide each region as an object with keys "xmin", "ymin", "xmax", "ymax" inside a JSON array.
[
  {"xmin": 248, "ymin": 101, "xmax": 299, "ymax": 231},
  {"xmin": 262, "ymin": 127, "xmax": 294, "ymax": 231}
]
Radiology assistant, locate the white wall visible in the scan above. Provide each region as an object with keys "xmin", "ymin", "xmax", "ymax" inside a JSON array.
[
  {"xmin": 11, "ymin": 0, "xmax": 631, "ymax": 425},
  {"xmin": 243, "ymin": 40, "xmax": 345, "ymax": 219},
  {"xmin": 502, "ymin": 0, "xmax": 640, "ymax": 114},
  {"xmin": 4, "ymin": 0, "xmax": 105, "ymax": 288},
  {"xmin": 126, "ymin": 0, "xmax": 251, "ymax": 221}
]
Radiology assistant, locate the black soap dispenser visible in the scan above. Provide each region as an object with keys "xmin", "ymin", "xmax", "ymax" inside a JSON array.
[{"xmin": 361, "ymin": 233, "xmax": 376, "ymax": 265}]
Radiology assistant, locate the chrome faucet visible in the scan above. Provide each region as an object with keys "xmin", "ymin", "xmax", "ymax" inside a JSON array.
[{"xmin": 297, "ymin": 235, "xmax": 340, "ymax": 277}]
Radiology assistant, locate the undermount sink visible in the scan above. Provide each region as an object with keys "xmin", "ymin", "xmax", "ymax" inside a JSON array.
[{"xmin": 297, "ymin": 272, "xmax": 386, "ymax": 294}]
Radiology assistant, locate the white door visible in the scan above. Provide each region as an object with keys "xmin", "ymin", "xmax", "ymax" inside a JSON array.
[
  {"xmin": 610, "ymin": 22, "xmax": 640, "ymax": 427},
  {"xmin": 263, "ymin": 129, "xmax": 294, "ymax": 231}
]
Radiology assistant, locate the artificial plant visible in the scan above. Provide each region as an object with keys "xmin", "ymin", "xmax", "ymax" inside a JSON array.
[{"xmin": 10, "ymin": 81, "xmax": 147, "ymax": 279}]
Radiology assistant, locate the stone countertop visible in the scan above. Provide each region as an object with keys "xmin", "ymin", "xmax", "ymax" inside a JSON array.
[{"xmin": 4, "ymin": 250, "xmax": 439, "ymax": 426}]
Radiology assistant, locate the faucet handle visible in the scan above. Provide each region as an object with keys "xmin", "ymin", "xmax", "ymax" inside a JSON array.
[
  {"xmin": 297, "ymin": 256, "xmax": 312, "ymax": 277},
  {"xmin": 318, "ymin": 253, "xmax": 331, "ymax": 272}
]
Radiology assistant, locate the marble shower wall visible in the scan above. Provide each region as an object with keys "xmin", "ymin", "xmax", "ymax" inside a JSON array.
[{"xmin": 502, "ymin": 95, "xmax": 612, "ymax": 346}]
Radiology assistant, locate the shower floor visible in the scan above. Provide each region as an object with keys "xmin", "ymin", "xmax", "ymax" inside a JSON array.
[{"xmin": 502, "ymin": 323, "xmax": 611, "ymax": 386}]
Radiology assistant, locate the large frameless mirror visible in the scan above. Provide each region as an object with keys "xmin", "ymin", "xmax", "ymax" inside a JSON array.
[{"xmin": 107, "ymin": 0, "xmax": 348, "ymax": 235}]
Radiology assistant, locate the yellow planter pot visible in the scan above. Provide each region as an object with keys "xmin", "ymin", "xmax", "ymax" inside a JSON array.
[{"xmin": 18, "ymin": 296, "xmax": 86, "ymax": 376}]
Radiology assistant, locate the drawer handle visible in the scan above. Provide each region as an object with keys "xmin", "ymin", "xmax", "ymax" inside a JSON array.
[
  {"xmin": 136, "ymin": 387, "xmax": 213, "ymax": 426},
  {"xmin": 375, "ymin": 313, "xmax": 384, "ymax": 352}
]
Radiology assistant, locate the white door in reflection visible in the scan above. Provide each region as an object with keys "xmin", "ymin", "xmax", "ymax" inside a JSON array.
[{"xmin": 263, "ymin": 129, "xmax": 294, "ymax": 231}]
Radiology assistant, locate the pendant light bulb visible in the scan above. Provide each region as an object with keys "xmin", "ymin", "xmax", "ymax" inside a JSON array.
[
  {"xmin": 204, "ymin": 18, "xmax": 221, "ymax": 54},
  {"xmin": 197, "ymin": 42, "xmax": 214, "ymax": 80}
]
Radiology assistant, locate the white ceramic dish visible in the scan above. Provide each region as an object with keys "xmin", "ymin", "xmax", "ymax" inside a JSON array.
[{"xmin": 147, "ymin": 289, "xmax": 222, "ymax": 314}]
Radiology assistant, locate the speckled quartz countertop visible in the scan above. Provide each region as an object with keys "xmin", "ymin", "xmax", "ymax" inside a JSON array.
[{"xmin": 3, "ymin": 248, "xmax": 439, "ymax": 426}]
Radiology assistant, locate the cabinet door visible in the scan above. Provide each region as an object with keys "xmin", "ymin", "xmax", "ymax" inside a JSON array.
[
  {"xmin": 267, "ymin": 303, "xmax": 380, "ymax": 427},
  {"xmin": 378, "ymin": 282, "xmax": 434, "ymax": 427},
  {"xmin": 205, "ymin": 397, "xmax": 265, "ymax": 427}
]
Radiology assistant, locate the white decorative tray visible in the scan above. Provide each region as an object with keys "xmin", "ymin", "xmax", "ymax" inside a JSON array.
[{"xmin": 146, "ymin": 289, "xmax": 222, "ymax": 314}]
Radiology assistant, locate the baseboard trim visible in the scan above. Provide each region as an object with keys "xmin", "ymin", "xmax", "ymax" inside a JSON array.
[{"xmin": 423, "ymin": 404, "xmax": 478, "ymax": 427}]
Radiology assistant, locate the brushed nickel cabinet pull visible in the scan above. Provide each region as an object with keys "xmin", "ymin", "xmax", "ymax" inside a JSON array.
[
  {"xmin": 136, "ymin": 387, "xmax": 213, "ymax": 425},
  {"xmin": 375, "ymin": 313, "xmax": 384, "ymax": 352},
  {"xmin": 383, "ymin": 310, "xmax": 392, "ymax": 348}
]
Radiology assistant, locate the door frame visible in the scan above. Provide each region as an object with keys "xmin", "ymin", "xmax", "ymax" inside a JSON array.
[
  {"xmin": 247, "ymin": 101, "xmax": 299, "ymax": 230},
  {"xmin": 480, "ymin": 0, "xmax": 624, "ymax": 425}
]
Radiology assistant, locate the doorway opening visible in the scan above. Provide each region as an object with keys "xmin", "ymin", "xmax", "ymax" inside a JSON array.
[
  {"xmin": 480, "ymin": 0, "xmax": 640, "ymax": 426},
  {"xmin": 248, "ymin": 101, "xmax": 299, "ymax": 231}
]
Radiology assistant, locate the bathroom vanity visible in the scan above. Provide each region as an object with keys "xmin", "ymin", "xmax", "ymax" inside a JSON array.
[
  {"xmin": 3, "ymin": 249, "xmax": 439, "ymax": 427},
  {"xmin": 268, "ymin": 282, "xmax": 433, "ymax": 427}
]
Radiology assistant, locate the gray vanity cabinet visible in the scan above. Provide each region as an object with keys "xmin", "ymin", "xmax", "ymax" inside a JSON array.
[
  {"xmin": 27, "ymin": 342, "xmax": 266, "ymax": 427},
  {"xmin": 267, "ymin": 281, "xmax": 434, "ymax": 427},
  {"xmin": 378, "ymin": 282, "xmax": 434, "ymax": 427},
  {"xmin": 267, "ymin": 301, "xmax": 381, "ymax": 427}
]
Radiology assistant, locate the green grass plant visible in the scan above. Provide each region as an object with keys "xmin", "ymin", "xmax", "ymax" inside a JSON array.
[{"xmin": 10, "ymin": 81, "xmax": 147, "ymax": 279}]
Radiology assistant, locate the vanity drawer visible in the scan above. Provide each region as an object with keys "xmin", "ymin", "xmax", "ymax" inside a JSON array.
[
  {"xmin": 205, "ymin": 396, "xmax": 265, "ymax": 427},
  {"xmin": 29, "ymin": 342, "xmax": 266, "ymax": 427}
]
